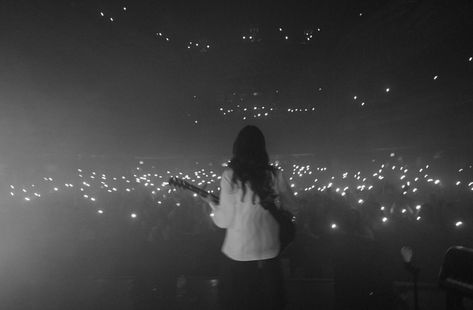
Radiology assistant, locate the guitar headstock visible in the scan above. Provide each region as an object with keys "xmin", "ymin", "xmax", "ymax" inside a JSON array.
[{"xmin": 168, "ymin": 177, "xmax": 190, "ymax": 190}]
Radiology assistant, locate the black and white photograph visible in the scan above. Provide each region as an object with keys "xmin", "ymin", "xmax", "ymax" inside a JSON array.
[{"xmin": 1, "ymin": 0, "xmax": 473, "ymax": 309}]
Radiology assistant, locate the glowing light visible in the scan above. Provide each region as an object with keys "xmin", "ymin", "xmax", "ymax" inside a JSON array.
[
  {"xmin": 131, "ymin": 213, "xmax": 137, "ymax": 219},
  {"xmin": 433, "ymin": 75, "xmax": 438, "ymax": 80},
  {"xmin": 416, "ymin": 205, "xmax": 421, "ymax": 210},
  {"xmin": 358, "ymin": 199, "xmax": 364, "ymax": 204},
  {"xmin": 100, "ymin": 12, "xmax": 104, "ymax": 17},
  {"xmin": 385, "ymin": 88, "xmax": 390, "ymax": 93},
  {"xmin": 456, "ymin": 181, "xmax": 461, "ymax": 186},
  {"xmin": 331, "ymin": 223, "xmax": 337, "ymax": 229},
  {"xmin": 98, "ymin": 209, "xmax": 104, "ymax": 214},
  {"xmin": 417, "ymin": 216, "xmax": 421, "ymax": 221},
  {"xmin": 455, "ymin": 221, "xmax": 463, "ymax": 227},
  {"xmin": 382, "ymin": 217, "xmax": 388, "ymax": 223}
]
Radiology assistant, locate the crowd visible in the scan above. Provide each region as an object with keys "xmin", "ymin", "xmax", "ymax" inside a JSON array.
[{"xmin": 1, "ymin": 155, "xmax": 472, "ymax": 309}]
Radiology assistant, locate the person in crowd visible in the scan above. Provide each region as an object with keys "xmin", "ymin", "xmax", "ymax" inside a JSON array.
[{"xmin": 203, "ymin": 125, "xmax": 298, "ymax": 310}]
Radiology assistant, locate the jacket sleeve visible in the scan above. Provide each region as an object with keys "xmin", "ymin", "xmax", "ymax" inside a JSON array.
[
  {"xmin": 276, "ymin": 170, "xmax": 298, "ymax": 214},
  {"xmin": 211, "ymin": 170, "xmax": 236, "ymax": 228}
]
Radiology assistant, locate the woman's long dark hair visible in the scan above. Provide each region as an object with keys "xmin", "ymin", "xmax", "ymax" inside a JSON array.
[{"xmin": 228, "ymin": 125, "xmax": 277, "ymax": 205}]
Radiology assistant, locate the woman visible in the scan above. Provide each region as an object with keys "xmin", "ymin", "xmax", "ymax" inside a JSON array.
[{"xmin": 204, "ymin": 125, "xmax": 297, "ymax": 310}]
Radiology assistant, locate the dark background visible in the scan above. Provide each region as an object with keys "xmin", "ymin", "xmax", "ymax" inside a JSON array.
[{"xmin": 1, "ymin": 0, "xmax": 472, "ymax": 163}]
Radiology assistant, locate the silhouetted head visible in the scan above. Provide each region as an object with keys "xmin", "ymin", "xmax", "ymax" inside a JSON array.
[
  {"xmin": 228, "ymin": 125, "xmax": 276, "ymax": 204},
  {"xmin": 231, "ymin": 125, "xmax": 269, "ymax": 168}
]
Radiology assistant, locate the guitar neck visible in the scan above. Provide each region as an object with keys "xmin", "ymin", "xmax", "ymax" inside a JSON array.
[
  {"xmin": 188, "ymin": 184, "xmax": 219, "ymax": 202},
  {"xmin": 169, "ymin": 177, "xmax": 219, "ymax": 204}
]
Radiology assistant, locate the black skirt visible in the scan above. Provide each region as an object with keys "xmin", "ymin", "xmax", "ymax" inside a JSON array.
[{"xmin": 218, "ymin": 254, "xmax": 286, "ymax": 310}]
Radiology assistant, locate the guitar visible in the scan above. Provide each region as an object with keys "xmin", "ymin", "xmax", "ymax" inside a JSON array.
[
  {"xmin": 168, "ymin": 176, "xmax": 295, "ymax": 254},
  {"xmin": 168, "ymin": 177, "xmax": 219, "ymax": 204}
]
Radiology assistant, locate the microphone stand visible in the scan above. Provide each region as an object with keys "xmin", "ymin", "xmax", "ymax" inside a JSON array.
[{"xmin": 404, "ymin": 262, "xmax": 420, "ymax": 310}]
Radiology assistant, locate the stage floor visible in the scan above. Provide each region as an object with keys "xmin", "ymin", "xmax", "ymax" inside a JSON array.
[{"xmin": 1, "ymin": 276, "xmax": 451, "ymax": 310}]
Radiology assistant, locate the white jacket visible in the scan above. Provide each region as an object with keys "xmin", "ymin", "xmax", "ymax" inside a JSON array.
[{"xmin": 211, "ymin": 168, "xmax": 297, "ymax": 261}]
